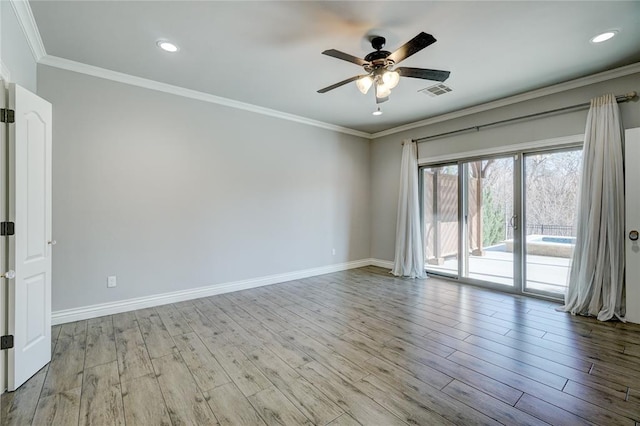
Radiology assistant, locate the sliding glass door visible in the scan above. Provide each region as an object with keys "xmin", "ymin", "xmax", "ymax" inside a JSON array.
[
  {"xmin": 523, "ymin": 148, "xmax": 581, "ymax": 297},
  {"xmin": 421, "ymin": 145, "xmax": 582, "ymax": 299},
  {"xmin": 462, "ymin": 157, "xmax": 516, "ymax": 287},
  {"xmin": 423, "ymin": 165, "xmax": 459, "ymax": 276}
]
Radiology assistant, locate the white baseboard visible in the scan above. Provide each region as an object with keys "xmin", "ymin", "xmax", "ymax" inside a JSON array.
[
  {"xmin": 369, "ymin": 258, "xmax": 394, "ymax": 269},
  {"xmin": 51, "ymin": 259, "xmax": 374, "ymax": 325}
]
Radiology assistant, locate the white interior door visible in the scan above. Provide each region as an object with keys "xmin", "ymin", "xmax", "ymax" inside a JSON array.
[
  {"xmin": 7, "ymin": 83, "xmax": 53, "ymax": 391},
  {"xmin": 625, "ymin": 127, "xmax": 640, "ymax": 324}
]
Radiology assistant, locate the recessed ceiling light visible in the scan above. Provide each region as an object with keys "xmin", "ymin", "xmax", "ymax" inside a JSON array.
[
  {"xmin": 157, "ymin": 40, "xmax": 179, "ymax": 52},
  {"xmin": 591, "ymin": 31, "xmax": 617, "ymax": 44}
]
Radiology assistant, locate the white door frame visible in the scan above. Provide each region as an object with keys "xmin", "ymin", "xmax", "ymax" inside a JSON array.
[
  {"xmin": 0, "ymin": 77, "xmax": 7, "ymax": 395},
  {"xmin": 625, "ymin": 127, "xmax": 640, "ymax": 324}
]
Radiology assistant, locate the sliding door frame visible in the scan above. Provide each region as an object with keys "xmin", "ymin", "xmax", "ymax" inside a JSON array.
[
  {"xmin": 419, "ymin": 136, "xmax": 583, "ymax": 300},
  {"xmin": 520, "ymin": 144, "xmax": 583, "ymax": 299}
]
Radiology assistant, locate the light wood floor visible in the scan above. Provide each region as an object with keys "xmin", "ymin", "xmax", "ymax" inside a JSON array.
[{"xmin": 3, "ymin": 266, "xmax": 640, "ymax": 425}]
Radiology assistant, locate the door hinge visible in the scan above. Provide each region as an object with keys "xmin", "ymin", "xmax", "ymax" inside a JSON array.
[
  {"xmin": 0, "ymin": 335, "xmax": 14, "ymax": 350},
  {"xmin": 0, "ymin": 222, "xmax": 15, "ymax": 236},
  {"xmin": 0, "ymin": 108, "xmax": 15, "ymax": 123}
]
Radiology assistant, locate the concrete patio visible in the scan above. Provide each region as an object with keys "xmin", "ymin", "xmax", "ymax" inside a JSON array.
[{"xmin": 426, "ymin": 250, "xmax": 571, "ymax": 295}]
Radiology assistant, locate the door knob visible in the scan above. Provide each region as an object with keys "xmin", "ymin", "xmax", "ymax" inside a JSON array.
[
  {"xmin": 48, "ymin": 240, "xmax": 56, "ymax": 245},
  {"xmin": 2, "ymin": 270, "xmax": 15, "ymax": 279},
  {"xmin": 630, "ymin": 230, "xmax": 639, "ymax": 241}
]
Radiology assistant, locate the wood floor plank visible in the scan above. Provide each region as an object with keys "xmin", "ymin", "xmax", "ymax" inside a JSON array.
[
  {"xmin": 136, "ymin": 311, "xmax": 177, "ymax": 359},
  {"xmin": 464, "ymin": 328, "xmax": 593, "ymax": 372},
  {"xmin": 175, "ymin": 304, "xmax": 221, "ymax": 336},
  {"xmin": 78, "ymin": 361, "xmax": 125, "ymax": 425},
  {"xmin": 297, "ymin": 361, "xmax": 406, "ymax": 426},
  {"xmin": 247, "ymin": 346, "xmax": 344, "ymax": 424},
  {"xmin": 41, "ymin": 333, "xmax": 86, "ymax": 397},
  {"xmin": 31, "ymin": 387, "xmax": 82, "ymax": 426},
  {"xmin": 112, "ymin": 311, "xmax": 139, "ymax": 333},
  {"xmin": 355, "ymin": 374, "xmax": 455, "ymax": 425},
  {"xmin": 51, "ymin": 324, "xmax": 62, "ymax": 344},
  {"xmin": 427, "ymin": 332, "xmax": 570, "ymax": 390},
  {"xmin": 204, "ymin": 382, "xmax": 267, "ymax": 426},
  {"xmin": 365, "ymin": 353, "xmax": 454, "ymax": 391},
  {"xmin": 515, "ymin": 393, "xmax": 592, "ymax": 426},
  {"xmin": 114, "ymin": 327, "xmax": 153, "ymax": 382},
  {"xmin": 58, "ymin": 320, "xmax": 88, "ymax": 340},
  {"xmin": 442, "ymin": 380, "xmax": 549, "ymax": 426},
  {"xmin": 279, "ymin": 327, "xmax": 369, "ymax": 382},
  {"xmin": 155, "ymin": 303, "xmax": 194, "ymax": 336},
  {"xmin": 0, "ymin": 365, "xmax": 48, "ymax": 425},
  {"xmin": 247, "ymin": 387, "xmax": 312, "ymax": 425},
  {"xmin": 85, "ymin": 316, "xmax": 117, "ymax": 368},
  {"xmin": 326, "ymin": 413, "xmax": 362, "ymax": 426},
  {"xmin": 377, "ymin": 338, "xmax": 524, "ymax": 406},
  {"xmin": 152, "ymin": 351, "xmax": 219, "ymax": 425},
  {"xmin": 173, "ymin": 332, "xmax": 231, "ymax": 392},
  {"xmin": 563, "ymin": 380, "xmax": 640, "ymax": 422},
  {"xmin": 220, "ymin": 304, "xmax": 313, "ymax": 368},
  {"xmin": 121, "ymin": 374, "xmax": 171, "ymax": 426},
  {"xmin": 363, "ymin": 363, "xmax": 501, "ymax": 426},
  {"xmin": 447, "ymin": 350, "xmax": 634, "ymax": 426},
  {"xmin": 199, "ymin": 332, "xmax": 272, "ymax": 397}
]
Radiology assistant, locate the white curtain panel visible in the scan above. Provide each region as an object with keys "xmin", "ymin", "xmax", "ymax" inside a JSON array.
[
  {"xmin": 561, "ymin": 94, "xmax": 625, "ymax": 321},
  {"xmin": 392, "ymin": 140, "xmax": 426, "ymax": 278}
]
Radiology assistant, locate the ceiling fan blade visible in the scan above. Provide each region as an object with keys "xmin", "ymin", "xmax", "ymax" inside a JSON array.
[
  {"xmin": 387, "ymin": 32, "xmax": 437, "ymax": 64},
  {"xmin": 322, "ymin": 49, "xmax": 368, "ymax": 66},
  {"xmin": 317, "ymin": 75, "xmax": 365, "ymax": 93},
  {"xmin": 397, "ymin": 67, "xmax": 450, "ymax": 82}
]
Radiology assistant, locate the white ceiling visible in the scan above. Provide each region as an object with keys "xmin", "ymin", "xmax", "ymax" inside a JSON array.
[{"xmin": 29, "ymin": 1, "xmax": 640, "ymax": 134}]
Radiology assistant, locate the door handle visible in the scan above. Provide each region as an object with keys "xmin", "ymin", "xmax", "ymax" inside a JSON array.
[
  {"xmin": 510, "ymin": 215, "xmax": 518, "ymax": 230},
  {"xmin": 48, "ymin": 240, "xmax": 56, "ymax": 245},
  {"xmin": 630, "ymin": 230, "xmax": 639, "ymax": 241},
  {"xmin": 2, "ymin": 270, "xmax": 15, "ymax": 279}
]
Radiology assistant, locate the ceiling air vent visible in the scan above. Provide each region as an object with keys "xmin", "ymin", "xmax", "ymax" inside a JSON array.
[{"xmin": 419, "ymin": 83, "xmax": 452, "ymax": 97}]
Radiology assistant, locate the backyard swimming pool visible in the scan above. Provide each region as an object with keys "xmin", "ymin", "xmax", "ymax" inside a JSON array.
[{"xmin": 504, "ymin": 234, "xmax": 576, "ymax": 258}]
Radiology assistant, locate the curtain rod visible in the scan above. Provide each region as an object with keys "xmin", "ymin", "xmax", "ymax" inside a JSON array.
[{"xmin": 411, "ymin": 91, "xmax": 637, "ymax": 144}]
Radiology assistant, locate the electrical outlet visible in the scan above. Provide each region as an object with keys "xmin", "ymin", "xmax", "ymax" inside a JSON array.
[{"xmin": 107, "ymin": 275, "xmax": 117, "ymax": 288}]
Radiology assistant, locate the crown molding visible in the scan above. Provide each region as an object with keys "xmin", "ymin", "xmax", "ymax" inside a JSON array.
[
  {"xmin": 39, "ymin": 55, "xmax": 372, "ymax": 139},
  {"xmin": 9, "ymin": 0, "xmax": 46, "ymax": 62},
  {"xmin": 371, "ymin": 62, "xmax": 640, "ymax": 139}
]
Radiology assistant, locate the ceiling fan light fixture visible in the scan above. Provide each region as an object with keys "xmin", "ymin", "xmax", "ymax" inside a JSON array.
[
  {"xmin": 382, "ymin": 70, "xmax": 400, "ymax": 89},
  {"xmin": 372, "ymin": 107, "xmax": 382, "ymax": 116},
  {"xmin": 376, "ymin": 81, "xmax": 392, "ymax": 99},
  {"xmin": 356, "ymin": 75, "xmax": 373, "ymax": 94}
]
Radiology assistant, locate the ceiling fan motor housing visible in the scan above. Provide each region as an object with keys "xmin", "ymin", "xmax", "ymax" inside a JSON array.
[
  {"xmin": 365, "ymin": 36, "xmax": 392, "ymax": 66},
  {"xmin": 371, "ymin": 36, "xmax": 386, "ymax": 50}
]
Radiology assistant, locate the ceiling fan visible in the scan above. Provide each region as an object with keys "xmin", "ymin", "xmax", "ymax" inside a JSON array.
[{"xmin": 318, "ymin": 32, "xmax": 451, "ymax": 105}]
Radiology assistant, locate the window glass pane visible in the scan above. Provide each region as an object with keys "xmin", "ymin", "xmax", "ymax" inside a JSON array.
[
  {"xmin": 423, "ymin": 165, "xmax": 458, "ymax": 276},
  {"xmin": 524, "ymin": 149, "xmax": 581, "ymax": 295},
  {"xmin": 464, "ymin": 158, "xmax": 514, "ymax": 286}
]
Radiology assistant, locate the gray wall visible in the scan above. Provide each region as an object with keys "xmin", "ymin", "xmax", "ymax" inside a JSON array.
[
  {"xmin": 371, "ymin": 73, "xmax": 640, "ymax": 262},
  {"xmin": 38, "ymin": 65, "xmax": 371, "ymax": 312},
  {"xmin": 0, "ymin": 1, "xmax": 37, "ymax": 91}
]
